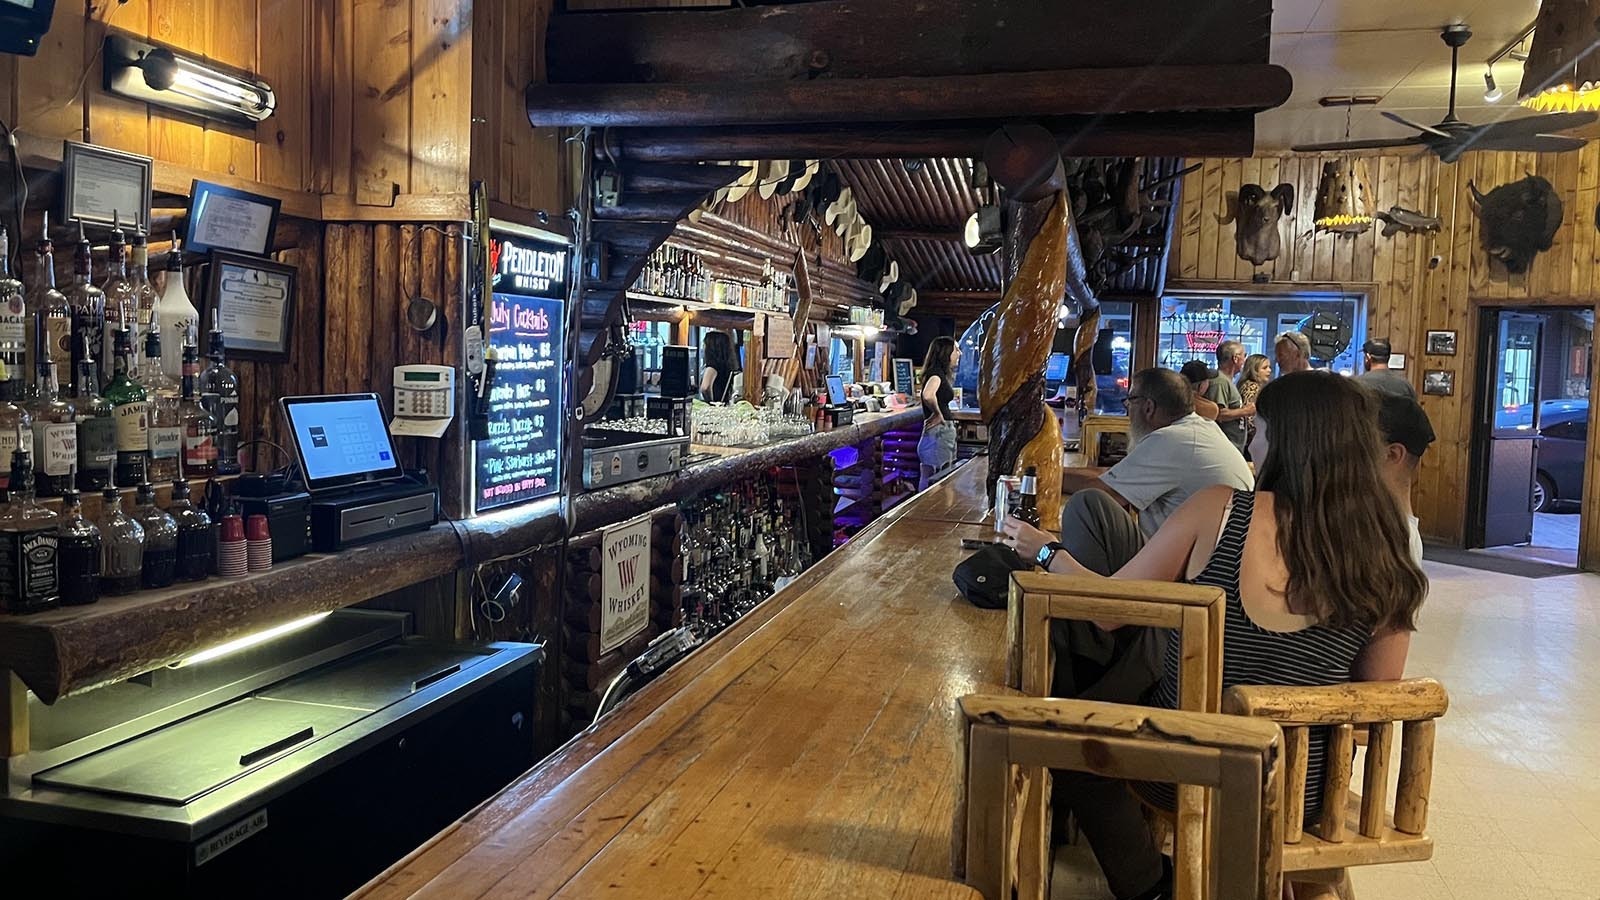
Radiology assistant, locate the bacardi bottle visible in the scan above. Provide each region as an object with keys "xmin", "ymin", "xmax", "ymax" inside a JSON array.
[{"xmin": 0, "ymin": 227, "xmax": 27, "ymax": 376}]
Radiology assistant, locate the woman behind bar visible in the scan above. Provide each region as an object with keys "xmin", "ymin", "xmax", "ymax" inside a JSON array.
[
  {"xmin": 1002, "ymin": 371, "xmax": 1426, "ymax": 900},
  {"xmin": 699, "ymin": 330, "xmax": 736, "ymax": 403},
  {"xmin": 1236, "ymin": 352, "xmax": 1271, "ymax": 452},
  {"xmin": 916, "ymin": 336, "xmax": 958, "ymax": 490}
]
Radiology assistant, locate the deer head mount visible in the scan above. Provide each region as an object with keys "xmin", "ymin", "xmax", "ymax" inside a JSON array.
[
  {"xmin": 1469, "ymin": 175, "xmax": 1561, "ymax": 274},
  {"xmin": 1216, "ymin": 182, "xmax": 1295, "ymax": 266}
]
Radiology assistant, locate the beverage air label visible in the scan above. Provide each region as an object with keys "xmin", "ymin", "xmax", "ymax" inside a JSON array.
[
  {"xmin": 115, "ymin": 402, "xmax": 149, "ymax": 450},
  {"xmin": 149, "ymin": 425, "xmax": 182, "ymax": 460},
  {"xmin": 78, "ymin": 416, "xmax": 116, "ymax": 470},
  {"xmin": 41, "ymin": 422, "xmax": 77, "ymax": 476}
]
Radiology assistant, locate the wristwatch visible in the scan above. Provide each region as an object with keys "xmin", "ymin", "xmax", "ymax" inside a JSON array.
[{"xmin": 1035, "ymin": 541, "xmax": 1066, "ymax": 570}]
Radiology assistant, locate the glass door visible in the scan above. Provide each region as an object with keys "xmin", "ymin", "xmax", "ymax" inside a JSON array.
[{"xmin": 1478, "ymin": 311, "xmax": 1545, "ymax": 547}]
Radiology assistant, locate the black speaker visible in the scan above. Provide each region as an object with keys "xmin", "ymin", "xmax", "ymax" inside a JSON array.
[
  {"xmin": 660, "ymin": 345, "xmax": 694, "ymax": 399},
  {"xmin": 615, "ymin": 347, "xmax": 642, "ymax": 395}
]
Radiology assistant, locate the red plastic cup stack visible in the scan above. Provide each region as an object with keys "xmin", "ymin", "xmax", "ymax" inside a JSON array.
[
  {"xmin": 219, "ymin": 514, "xmax": 248, "ymax": 577},
  {"xmin": 246, "ymin": 514, "xmax": 273, "ymax": 573}
]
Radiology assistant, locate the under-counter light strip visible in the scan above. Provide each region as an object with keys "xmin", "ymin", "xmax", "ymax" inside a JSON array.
[{"xmin": 169, "ymin": 612, "xmax": 332, "ymax": 668}]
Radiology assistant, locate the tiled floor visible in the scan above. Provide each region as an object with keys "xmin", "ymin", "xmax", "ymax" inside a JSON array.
[
  {"xmin": 1051, "ymin": 558, "xmax": 1600, "ymax": 899},
  {"xmin": 1482, "ymin": 512, "xmax": 1582, "ymax": 569}
]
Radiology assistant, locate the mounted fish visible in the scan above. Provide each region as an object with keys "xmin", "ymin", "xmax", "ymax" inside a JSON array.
[
  {"xmin": 1374, "ymin": 206, "xmax": 1442, "ymax": 237},
  {"xmin": 1215, "ymin": 182, "xmax": 1295, "ymax": 266},
  {"xmin": 1468, "ymin": 176, "xmax": 1562, "ymax": 274}
]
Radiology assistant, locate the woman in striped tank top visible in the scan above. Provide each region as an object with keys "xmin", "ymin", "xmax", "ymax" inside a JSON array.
[{"xmin": 1002, "ymin": 371, "xmax": 1427, "ymax": 900}]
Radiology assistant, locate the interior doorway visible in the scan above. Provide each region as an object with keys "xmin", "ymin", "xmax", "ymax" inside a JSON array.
[{"xmin": 1468, "ymin": 306, "xmax": 1594, "ymax": 569}]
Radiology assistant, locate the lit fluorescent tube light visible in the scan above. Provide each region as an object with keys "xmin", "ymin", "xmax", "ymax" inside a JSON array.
[
  {"xmin": 104, "ymin": 34, "xmax": 277, "ymax": 128},
  {"xmin": 170, "ymin": 612, "xmax": 331, "ymax": 668}
]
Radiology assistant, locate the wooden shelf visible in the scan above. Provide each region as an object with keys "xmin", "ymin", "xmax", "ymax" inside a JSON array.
[{"xmin": 0, "ymin": 525, "xmax": 462, "ymax": 704}]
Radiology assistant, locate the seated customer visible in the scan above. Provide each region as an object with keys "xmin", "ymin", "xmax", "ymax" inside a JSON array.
[
  {"xmin": 1375, "ymin": 389, "xmax": 1436, "ymax": 564},
  {"xmin": 1003, "ymin": 371, "xmax": 1425, "ymax": 900}
]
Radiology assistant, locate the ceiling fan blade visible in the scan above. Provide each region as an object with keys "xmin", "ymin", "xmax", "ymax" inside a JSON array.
[
  {"xmin": 1291, "ymin": 136, "xmax": 1427, "ymax": 153},
  {"xmin": 1380, "ymin": 111, "xmax": 1453, "ymax": 138},
  {"xmin": 1467, "ymin": 132, "xmax": 1590, "ymax": 153},
  {"xmin": 1474, "ymin": 111, "xmax": 1600, "ymax": 137}
]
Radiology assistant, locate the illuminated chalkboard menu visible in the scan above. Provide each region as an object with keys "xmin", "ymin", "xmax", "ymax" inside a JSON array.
[{"xmin": 472, "ymin": 225, "xmax": 568, "ymax": 514}]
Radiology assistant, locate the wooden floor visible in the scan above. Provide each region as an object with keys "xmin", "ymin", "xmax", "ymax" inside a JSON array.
[{"xmin": 356, "ymin": 462, "xmax": 999, "ymax": 899}]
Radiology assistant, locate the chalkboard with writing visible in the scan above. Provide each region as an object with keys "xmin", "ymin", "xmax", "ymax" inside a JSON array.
[{"xmin": 473, "ymin": 228, "xmax": 568, "ymax": 514}]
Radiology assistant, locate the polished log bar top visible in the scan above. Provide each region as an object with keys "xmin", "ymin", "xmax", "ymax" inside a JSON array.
[{"xmin": 358, "ymin": 460, "xmax": 998, "ymax": 900}]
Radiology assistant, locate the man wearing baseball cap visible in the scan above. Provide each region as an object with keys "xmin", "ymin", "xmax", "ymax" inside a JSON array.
[
  {"xmin": 1376, "ymin": 390, "xmax": 1435, "ymax": 564},
  {"xmin": 1357, "ymin": 337, "xmax": 1417, "ymax": 399}
]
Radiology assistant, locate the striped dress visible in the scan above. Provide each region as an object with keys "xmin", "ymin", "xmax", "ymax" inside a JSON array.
[{"xmin": 1141, "ymin": 490, "xmax": 1372, "ymax": 819}]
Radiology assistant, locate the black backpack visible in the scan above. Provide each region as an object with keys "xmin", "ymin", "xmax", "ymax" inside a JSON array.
[{"xmin": 952, "ymin": 543, "xmax": 1031, "ymax": 609}]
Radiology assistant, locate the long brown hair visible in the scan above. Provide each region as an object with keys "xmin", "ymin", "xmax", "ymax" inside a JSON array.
[
  {"xmin": 921, "ymin": 336, "xmax": 956, "ymax": 386},
  {"xmin": 1254, "ymin": 371, "xmax": 1426, "ymax": 631}
]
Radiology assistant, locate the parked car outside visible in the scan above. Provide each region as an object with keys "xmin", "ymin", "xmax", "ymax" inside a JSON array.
[{"xmin": 1535, "ymin": 398, "xmax": 1588, "ymax": 512}]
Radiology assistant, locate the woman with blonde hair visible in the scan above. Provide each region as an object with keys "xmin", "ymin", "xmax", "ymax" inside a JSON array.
[{"xmin": 1003, "ymin": 370, "xmax": 1425, "ymax": 900}]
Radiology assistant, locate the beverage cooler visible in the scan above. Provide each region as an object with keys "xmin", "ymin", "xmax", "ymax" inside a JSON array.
[{"xmin": 0, "ymin": 610, "xmax": 543, "ymax": 899}]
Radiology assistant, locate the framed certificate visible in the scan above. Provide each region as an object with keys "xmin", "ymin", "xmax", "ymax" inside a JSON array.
[
  {"xmin": 61, "ymin": 141, "xmax": 152, "ymax": 230},
  {"xmin": 185, "ymin": 179, "xmax": 281, "ymax": 256},
  {"xmin": 207, "ymin": 251, "xmax": 296, "ymax": 360}
]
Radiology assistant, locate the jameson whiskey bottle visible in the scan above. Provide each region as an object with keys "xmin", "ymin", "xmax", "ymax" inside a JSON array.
[
  {"xmin": 75, "ymin": 335, "xmax": 116, "ymax": 491},
  {"xmin": 142, "ymin": 323, "xmax": 182, "ymax": 483},
  {"xmin": 27, "ymin": 212, "xmax": 70, "ymax": 374},
  {"xmin": 100, "ymin": 213, "xmax": 136, "ymax": 380},
  {"xmin": 57, "ymin": 487, "xmax": 101, "ymax": 605},
  {"xmin": 0, "ymin": 227, "xmax": 26, "ymax": 375},
  {"xmin": 0, "ymin": 448, "xmax": 61, "ymax": 613},
  {"xmin": 199, "ymin": 311, "xmax": 240, "ymax": 475},
  {"xmin": 96, "ymin": 486, "xmax": 143, "ymax": 594},
  {"xmin": 1012, "ymin": 466, "xmax": 1041, "ymax": 528},
  {"xmin": 104, "ymin": 328, "xmax": 149, "ymax": 487},
  {"xmin": 178, "ymin": 336, "xmax": 218, "ymax": 478},
  {"xmin": 25, "ymin": 359, "xmax": 76, "ymax": 497},
  {"xmin": 66, "ymin": 222, "xmax": 105, "ymax": 383}
]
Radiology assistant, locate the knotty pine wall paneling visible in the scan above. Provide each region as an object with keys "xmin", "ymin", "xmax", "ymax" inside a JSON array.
[
  {"xmin": 471, "ymin": 0, "xmax": 567, "ymax": 219},
  {"xmin": 1172, "ymin": 146, "xmax": 1600, "ymax": 569}
]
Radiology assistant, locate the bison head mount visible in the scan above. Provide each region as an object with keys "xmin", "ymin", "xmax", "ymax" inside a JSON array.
[
  {"xmin": 1216, "ymin": 182, "xmax": 1295, "ymax": 267},
  {"xmin": 1469, "ymin": 175, "xmax": 1562, "ymax": 274}
]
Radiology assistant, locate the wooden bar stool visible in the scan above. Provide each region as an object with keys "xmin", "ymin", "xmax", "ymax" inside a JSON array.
[
  {"xmin": 1005, "ymin": 572, "xmax": 1227, "ymax": 900},
  {"xmin": 1223, "ymin": 679, "xmax": 1449, "ymax": 899},
  {"xmin": 952, "ymin": 693, "xmax": 1284, "ymax": 900}
]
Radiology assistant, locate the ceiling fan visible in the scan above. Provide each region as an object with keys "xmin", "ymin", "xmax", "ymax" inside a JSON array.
[{"xmin": 1292, "ymin": 24, "xmax": 1597, "ymax": 164}]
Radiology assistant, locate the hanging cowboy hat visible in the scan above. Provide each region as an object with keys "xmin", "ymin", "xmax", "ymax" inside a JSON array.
[
  {"xmin": 774, "ymin": 159, "xmax": 807, "ymax": 196},
  {"xmin": 898, "ymin": 286, "xmax": 918, "ymax": 318},
  {"xmin": 847, "ymin": 220, "xmax": 873, "ymax": 262},
  {"xmin": 825, "ymin": 186, "xmax": 855, "ymax": 227},
  {"xmin": 758, "ymin": 159, "xmax": 790, "ymax": 200},
  {"xmin": 791, "ymin": 160, "xmax": 821, "ymax": 193},
  {"xmin": 726, "ymin": 161, "xmax": 759, "ymax": 203},
  {"xmin": 808, "ymin": 171, "xmax": 842, "ymax": 214},
  {"xmin": 879, "ymin": 260, "xmax": 900, "ymax": 292},
  {"xmin": 855, "ymin": 242, "xmax": 888, "ymax": 283}
]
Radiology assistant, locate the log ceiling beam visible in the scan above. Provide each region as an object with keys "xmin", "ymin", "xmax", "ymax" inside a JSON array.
[
  {"xmin": 525, "ymin": 65, "xmax": 1292, "ymax": 130},
  {"xmin": 546, "ymin": 0, "xmax": 1272, "ymax": 84},
  {"xmin": 878, "ymin": 229, "xmax": 964, "ymax": 242},
  {"xmin": 600, "ymin": 112, "xmax": 1259, "ymax": 162}
]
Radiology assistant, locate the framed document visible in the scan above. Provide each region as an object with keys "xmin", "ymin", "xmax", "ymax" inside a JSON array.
[
  {"xmin": 185, "ymin": 180, "xmax": 281, "ymax": 256},
  {"xmin": 207, "ymin": 251, "xmax": 296, "ymax": 360},
  {"xmin": 61, "ymin": 141, "xmax": 152, "ymax": 230}
]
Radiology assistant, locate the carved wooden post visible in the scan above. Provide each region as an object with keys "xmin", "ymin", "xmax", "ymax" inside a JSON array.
[{"xmin": 978, "ymin": 123, "xmax": 1073, "ymax": 530}]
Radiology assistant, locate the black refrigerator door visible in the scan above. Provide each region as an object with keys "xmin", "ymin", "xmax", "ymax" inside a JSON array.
[{"xmin": 1480, "ymin": 312, "xmax": 1544, "ymax": 547}]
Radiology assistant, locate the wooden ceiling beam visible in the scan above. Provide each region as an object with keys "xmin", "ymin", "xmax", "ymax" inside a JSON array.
[
  {"xmin": 547, "ymin": 0, "xmax": 1272, "ymax": 84},
  {"xmin": 602, "ymin": 112, "xmax": 1258, "ymax": 162},
  {"xmin": 878, "ymin": 229, "xmax": 965, "ymax": 242},
  {"xmin": 526, "ymin": 65, "xmax": 1292, "ymax": 129}
]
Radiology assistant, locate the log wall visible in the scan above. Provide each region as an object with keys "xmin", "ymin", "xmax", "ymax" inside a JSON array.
[{"xmin": 1171, "ymin": 147, "xmax": 1600, "ymax": 569}]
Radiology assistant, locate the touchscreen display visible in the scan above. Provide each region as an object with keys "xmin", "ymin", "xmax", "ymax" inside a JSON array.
[{"xmin": 286, "ymin": 397, "xmax": 398, "ymax": 483}]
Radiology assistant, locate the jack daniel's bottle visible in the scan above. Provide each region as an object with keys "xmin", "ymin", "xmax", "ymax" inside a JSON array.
[{"xmin": 0, "ymin": 448, "xmax": 60, "ymax": 613}]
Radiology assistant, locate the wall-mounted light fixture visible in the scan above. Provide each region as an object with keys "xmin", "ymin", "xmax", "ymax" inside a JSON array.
[
  {"xmin": 104, "ymin": 35, "xmax": 276, "ymax": 128},
  {"xmin": 1484, "ymin": 69, "xmax": 1504, "ymax": 102}
]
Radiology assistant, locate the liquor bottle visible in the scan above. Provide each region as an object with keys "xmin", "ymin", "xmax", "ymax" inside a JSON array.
[
  {"xmin": 25, "ymin": 359, "xmax": 76, "ymax": 497},
  {"xmin": 96, "ymin": 487, "xmax": 143, "ymax": 594},
  {"xmin": 104, "ymin": 328, "xmax": 149, "ymax": 487},
  {"xmin": 0, "ymin": 373, "xmax": 29, "ymax": 492},
  {"xmin": 128, "ymin": 228, "xmax": 159, "ymax": 340},
  {"xmin": 198, "ymin": 310, "xmax": 240, "ymax": 475},
  {"xmin": 142, "ymin": 322, "xmax": 181, "ymax": 483},
  {"xmin": 100, "ymin": 213, "xmax": 136, "ymax": 380},
  {"xmin": 27, "ymin": 212, "xmax": 69, "ymax": 374},
  {"xmin": 177, "ymin": 335, "xmax": 218, "ymax": 478},
  {"xmin": 66, "ymin": 222, "xmax": 105, "ymax": 384},
  {"xmin": 1012, "ymin": 466, "xmax": 1041, "ymax": 528},
  {"xmin": 0, "ymin": 227, "xmax": 27, "ymax": 376},
  {"xmin": 167, "ymin": 479, "xmax": 213, "ymax": 581},
  {"xmin": 56, "ymin": 487, "xmax": 101, "ymax": 605},
  {"xmin": 154, "ymin": 237, "xmax": 198, "ymax": 380},
  {"xmin": 131, "ymin": 481, "xmax": 178, "ymax": 589},
  {"xmin": 74, "ymin": 334, "xmax": 116, "ymax": 492},
  {"xmin": 0, "ymin": 448, "xmax": 60, "ymax": 613}
]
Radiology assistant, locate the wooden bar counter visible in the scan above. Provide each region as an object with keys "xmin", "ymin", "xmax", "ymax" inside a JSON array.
[{"xmin": 358, "ymin": 460, "xmax": 997, "ymax": 900}]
